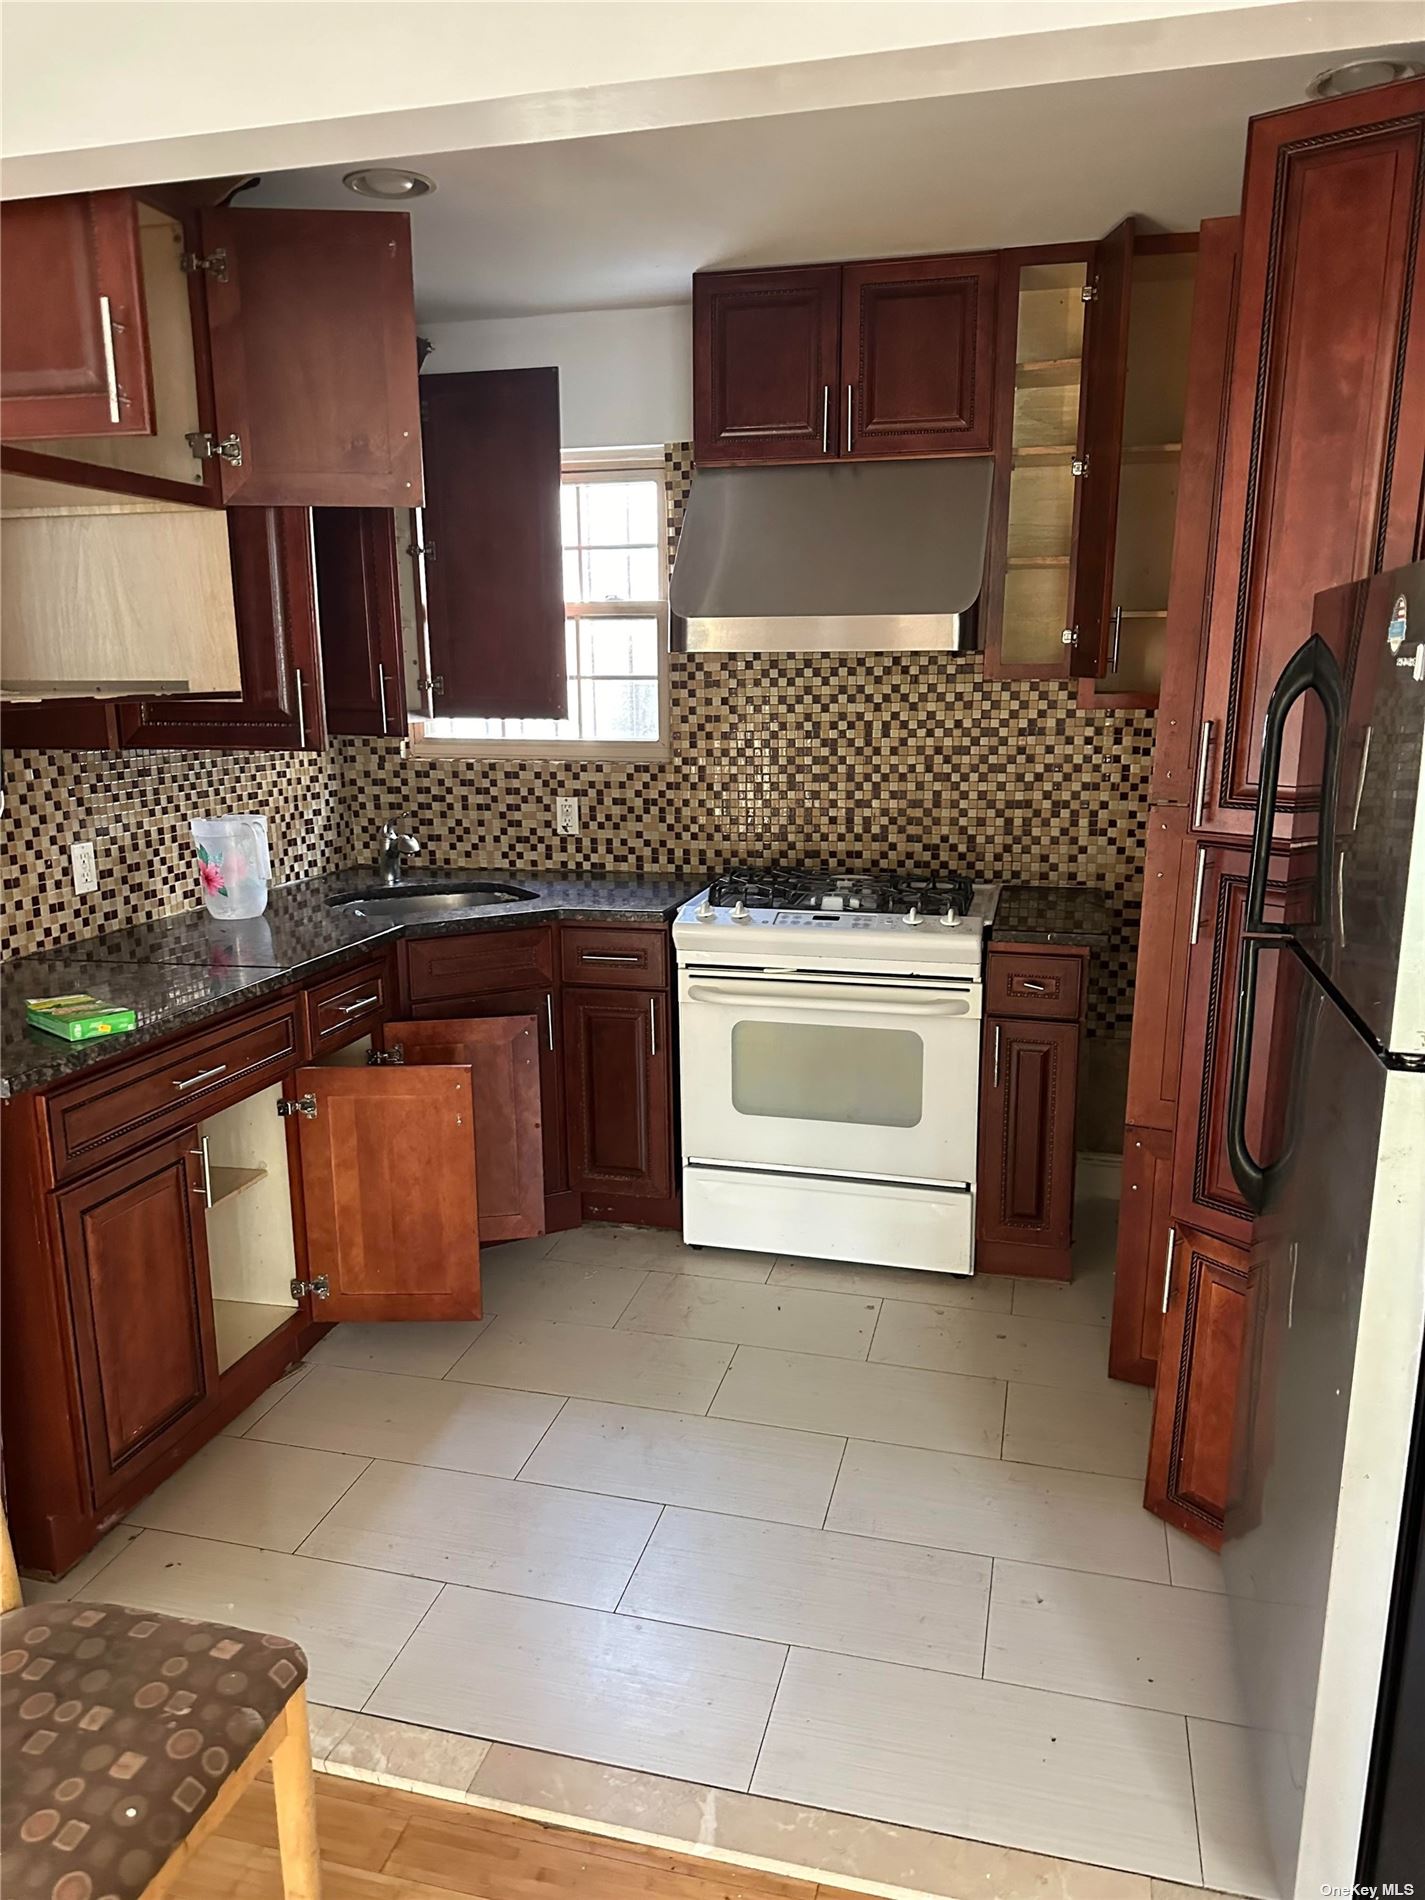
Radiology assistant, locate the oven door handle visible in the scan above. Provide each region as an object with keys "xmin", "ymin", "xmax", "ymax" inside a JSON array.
[{"xmin": 685, "ymin": 979, "xmax": 977, "ymax": 1018}]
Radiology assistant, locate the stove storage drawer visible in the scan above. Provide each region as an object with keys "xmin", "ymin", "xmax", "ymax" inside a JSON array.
[
  {"xmin": 985, "ymin": 949, "xmax": 1084, "ymax": 1020},
  {"xmin": 560, "ymin": 925, "xmax": 668, "ymax": 991}
]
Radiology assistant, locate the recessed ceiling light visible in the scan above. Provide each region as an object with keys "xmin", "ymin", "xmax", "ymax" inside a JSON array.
[
  {"xmin": 1307, "ymin": 56, "xmax": 1423, "ymax": 99},
  {"xmin": 342, "ymin": 167, "xmax": 436, "ymax": 201}
]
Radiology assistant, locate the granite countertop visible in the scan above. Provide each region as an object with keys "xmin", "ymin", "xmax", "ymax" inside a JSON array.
[
  {"xmin": 1, "ymin": 869, "xmax": 703, "ymax": 1098},
  {"xmin": 990, "ymin": 883, "xmax": 1113, "ymax": 947}
]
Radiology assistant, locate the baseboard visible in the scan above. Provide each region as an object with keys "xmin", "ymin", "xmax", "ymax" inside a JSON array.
[{"xmin": 1076, "ymin": 1149, "xmax": 1123, "ymax": 1199}]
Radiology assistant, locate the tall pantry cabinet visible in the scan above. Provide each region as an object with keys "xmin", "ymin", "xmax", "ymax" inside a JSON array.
[{"xmin": 1111, "ymin": 78, "xmax": 1425, "ymax": 1548}]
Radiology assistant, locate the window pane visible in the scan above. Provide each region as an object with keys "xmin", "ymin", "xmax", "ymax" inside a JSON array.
[
  {"xmin": 562, "ymin": 549, "xmax": 582, "ymax": 602},
  {"xmin": 582, "ymin": 545, "xmax": 659, "ymax": 602},
  {"xmin": 579, "ymin": 676, "xmax": 658, "ymax": 741},
  {"xmin": 581, "ymin": 618, "xmax": 660, "ymax": 677},
  {"xmin": 581, "ymin": 480, "xmax": 659, "ymax": 547}
]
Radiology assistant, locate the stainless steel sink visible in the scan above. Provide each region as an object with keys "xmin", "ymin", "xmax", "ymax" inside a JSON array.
[{"xmin": 329, "ymin": 882, "xmax": 538, "ymax": 919}]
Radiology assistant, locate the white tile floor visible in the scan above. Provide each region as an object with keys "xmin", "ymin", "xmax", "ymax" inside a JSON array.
[{"xmin": 35, "ymin": 1196, "xmax": 1277, "ymax": 1898}]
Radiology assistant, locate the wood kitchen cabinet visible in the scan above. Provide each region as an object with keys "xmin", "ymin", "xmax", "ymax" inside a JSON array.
[
  {"xmin": 58, "ymin": 1129, "xmax": 218, "ymax": 1508},
  {"xmin": 976, "ymin": 944, "xmax": 1087, "ymax": 1278},
  {"xmin": 563, "ymin": 986, "xmax": 676, "ymax": 1219},
  {"xmin": 2, "ymin": 194, "xmax": 423, "ymax": 509},
  {"xmin": 1108, "ymin": 1124, "xmax": 1174, "ymax": 1386},
  {"xmin": 692, "ymin": 252, "xmax": 998, "ymax": 466},
  {"xmin": 1192, "ymin": 79, "xmax": 1425, "ymax": 838},
  {"xmin": 1144, "ymin": 1221, "xmax": 1260, "ymax": 1546},
  {"xmin": 313, "ymin": 507, "xmax": 407, "ymax": 737}
]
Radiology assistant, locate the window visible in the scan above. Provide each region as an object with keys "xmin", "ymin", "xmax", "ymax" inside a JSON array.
[{"xmin": 416, "ymin": 459, "xmax": 669, "ymax": 757}]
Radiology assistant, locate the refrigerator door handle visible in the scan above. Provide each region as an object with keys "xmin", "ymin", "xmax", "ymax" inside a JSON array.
[{"xmin": 1227, "ymin": 634, "xmax": 1346, "ymax": 1212}]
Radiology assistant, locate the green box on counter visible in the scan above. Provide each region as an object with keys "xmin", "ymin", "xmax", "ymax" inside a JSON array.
[{"xmin": 26, "ymin": 994, "xmax": 138, "ymax": 1042}]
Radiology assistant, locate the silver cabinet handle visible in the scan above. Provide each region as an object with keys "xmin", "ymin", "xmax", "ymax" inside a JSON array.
[
  {"xmin": 648, "ymin": 997, "xmax": 658, "ymax": 1058},
  {"xmin": 191, "ymin": 1133, "xmax": 213, "ymax": 1208},
  {"xmin": 1192, "ymin": 718, "xmax": 1214, "ymax": 829},
  {"xmin": 173, "ymin": 1063, "xmax": 227, "ymax": 1092},
  {"xmin": 582, "ymin": 952, "xmax": 640, "ymax": 964},
  {"xmin": 1189, "ymin": 844, "xmax": 1208, "ymax": 946},
  {"xmin": 993, "ymin": 1024, "xmax": 1002, "ymax": 1089},
  {"xmin": 545, "ymin": 993, "xmax": 555, "ymax": 1052},
  {"xmin": 1020, "ymin": 979, "xmax": 1047, "ymax": 993},
  {"xmin": 1161, "ymin": 1225, "xmax": 1178, "ymax": 1314},
  {"xmin": 821, "ymin": 385, "xmax": 830, "ymax": 455},
  {"xmin": 845, "ymin": 384, "xmax": 854, "ymax": 454},
  {"xmin": 1351, "ymin": 726, "xmax": 1373, "ymax": 831},
  {"xmin": 377, "ymin": 661, "xmax": 391, "ymax": 734},
  {"xmin": 1108, "ymin": 604, "xmax": 1123, "ymax": 675},
  {"xmin": 98, "ymin": 294, "xmax": 121, "ymax": 425},
  {"xmin": 338, "ymin": 993, "xmax": 381, "ymax": 1015},
  {"xmin": 295, "ymin": 666, "xmax": 307, "ymax": 749}
]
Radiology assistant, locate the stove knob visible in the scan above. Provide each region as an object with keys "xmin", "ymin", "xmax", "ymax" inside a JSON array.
[
  {"xmin": 904, "ymin": 905, "xmax": 923, "ymax": 927},
  {"xmin": 941, "ymin": 907, "xmax": 960, "ymax": 927},
  {"xmin": 696, "ymin": 900, "xmax": 716, "ymax": 921},
  {"xmin": 731, "ymin": 901, "xmax": 750, "ymax": 923}
]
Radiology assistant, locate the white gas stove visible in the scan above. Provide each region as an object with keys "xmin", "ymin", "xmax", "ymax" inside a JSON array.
[{"xmin": 674, "ymin": 870, "xmax": 1000, "ymax": 1275}]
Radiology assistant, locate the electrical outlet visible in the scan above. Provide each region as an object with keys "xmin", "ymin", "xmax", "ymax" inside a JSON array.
[
  {"xmin": 556, "ymin": 796, "xmax": 580, "ymax": 836},
  {"xmin": 71, "ymin": 840, "xmax": 98, "ymax": 895}
]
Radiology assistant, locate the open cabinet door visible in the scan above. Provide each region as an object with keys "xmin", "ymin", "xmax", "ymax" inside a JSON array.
[
  {"xmin": 1067, "ymin": 216, "xmax": 1134, "ymax": 677},
  {"xmin": 293, "ymin": 1065, "xmax": 481, "ymax": 1320},
  {"xmin": 379, "ymin": 1018, "xmax": 546, "ymax": 1242},
  {"xmin": 198, "ymin": 207, "xmax": 423, "ymax": 508}
]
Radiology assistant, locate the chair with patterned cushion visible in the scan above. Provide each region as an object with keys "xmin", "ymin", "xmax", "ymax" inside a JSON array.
[{"xmin": 0, "ymin": 1510, "xmax": 322, "ymax": 1898}]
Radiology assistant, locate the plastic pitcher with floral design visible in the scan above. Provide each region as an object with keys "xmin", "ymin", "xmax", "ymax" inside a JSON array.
[{"xmin": 190, "ymin": 815, "xmax": 272, "ymax": 920}]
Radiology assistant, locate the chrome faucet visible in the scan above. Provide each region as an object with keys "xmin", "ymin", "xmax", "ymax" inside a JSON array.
[{"xmin": 376, "ymin": 819, "xmax": 421, "ymax": 886}]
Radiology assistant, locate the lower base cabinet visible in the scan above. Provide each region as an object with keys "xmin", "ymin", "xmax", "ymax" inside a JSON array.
[
  {"xmin": 1144, "ymin": 1220, "xmax": 1259, "ymax": 1547},
  {"xmin": 977, "ymin": 1013, "xmax": 1080, "ymax": 1278},
  {"xmin": 1109, "ymin": 1123, "xmax": 1175, "ymax": 1385},
  {"xmin": 563, "ymin": 986, "xmax": 676, "ymax": 1217}
]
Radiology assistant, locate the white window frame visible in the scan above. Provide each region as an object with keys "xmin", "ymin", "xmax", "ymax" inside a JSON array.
[{"xmin": 410, "ymin": 450, "xmax": 671, "ymax": 762}]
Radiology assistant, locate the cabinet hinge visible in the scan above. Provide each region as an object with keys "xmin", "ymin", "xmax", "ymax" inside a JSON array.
[
  {"xmin": 1081, "ymin": 282, "xmax": 1098, "ymax": 303},
  {"xmin": 406, "ymin": 538, "xmax": 434, "ymax": 565},
  {"xmin": 1070, "ymin": 454, "xmax": 1090, "ymax": 478},
  {"xmin": 367, "ymin": 1044, "xmax": 405, "ymax": 1065},
  {"xmin": 277, "ymin": 1092, "xmax": 318, "ymax": 1120},
  {"xmin": 1061, "ymin": 626, "xmax": 1079, "ymax": 648},
  {"xmin": 290, "ymin": 1275, "xmax": 330, "ymax": 1301},
  {"xmin": 180, "ymin": 248, "xmax": 229, "ymax": 283},
  {"xmin": 419, "ymin": 674, "xmax": 445, "ymax": 699},
  {"xmin": 187, "ymin": 430, "xmax": 244, "ymax": 468}
]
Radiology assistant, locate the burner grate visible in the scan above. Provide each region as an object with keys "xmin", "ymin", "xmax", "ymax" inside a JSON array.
[{"xmin": 708, "ymin": 867, "xmax": 975, "ymax": 918}]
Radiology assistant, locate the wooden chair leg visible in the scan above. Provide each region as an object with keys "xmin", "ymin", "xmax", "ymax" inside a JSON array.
[{"xmin": 270, "ymin": 1685, "xmax": 322, "ymax": 1899}]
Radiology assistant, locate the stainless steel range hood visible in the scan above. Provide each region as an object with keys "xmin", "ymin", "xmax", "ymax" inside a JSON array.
[{"xmin": 669, "ymin": 457, "xmax": 993, "ymax": 653}]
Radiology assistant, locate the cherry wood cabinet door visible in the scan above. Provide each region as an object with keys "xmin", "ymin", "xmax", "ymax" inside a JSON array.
[
  {"xmin": 421, "ymin": 368, "xmax": 565, "ymax": 720},
  {"xmin": 562, "ymin": 988, "xmax": 673, "ymax": 1201},
  {"xmin": 841, "ymin": 254, "xmax": 999, "ymax": 459},
  {"xmin": 1, "ymin": 191, "xmax": 154, "ymax": 440},
  {"xmin": 1125, "ymin": 807, "xmax": 1200, "ymax": 1130},
  {"xmin": 1109, "ymin": 1123, "xmax": 1174, "ymax": 1386},
  {"xmin": 313, "ymin": 507, "xmax": 407, "ymax": 737},
  {"xmin": 1170, "ymin": 844, "xmax": 1314, "ymax": 1246},
  {"xmin": 1195, "ymin": 82, "xmax": 1425, "ymax": 837},
  {"xmin": 693, "ymin": 266, "xmax": 841, "ymax": 466},
  {"xmin": 977, "ymin": 1015, "xmax": 1079, "ymax": 1274},
  {"xmin": 117, "ymin": 507, "xmax": 325, "ymax": 751},
  {"xmin": 198, "ymin": 207, "xmax": 423, "ymax": 507},
  {"xmin": 1062, "ymin": 219, "xmax": 1134, "ymax": 676},
  {"xmin": 380, "ymin": 1017, "xmax": 546, "ymax": 1242},
  {"xmin": 1145, "ymin": 1221, "xmax": 1259, "ymax": 1546},
  {"xmin": 58, "ymin": 1131, "xmax": 217, "ymax": 1506},
  {"xmin": 293, "ymin": 1064, "xmax": 481, "ymax": 1320}
]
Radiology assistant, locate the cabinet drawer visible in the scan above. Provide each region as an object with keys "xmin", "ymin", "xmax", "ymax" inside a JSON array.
[
  {"xmin": 46, "ymin": 995, "xmax": 303, "ymax": 1182},
  {"xmin": 307, "ymin": 955, "xmax": 393, "ymax": 1053},
  {"xmin": 560, "ymin": 925, "xmax": 668, "ymax": 990},
  {"xmin": 405, "ymin": 927, "xmax": 555, "ymax": 1005},
  {"xmin": 985, "ymin": 951, "xmax": 1084, "ymax": 1020}
]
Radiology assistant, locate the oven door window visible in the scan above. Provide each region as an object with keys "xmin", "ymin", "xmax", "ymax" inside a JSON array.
[{"xmin": 730, "ymin": 1020, "xmax": 924, "ymax": 1127}]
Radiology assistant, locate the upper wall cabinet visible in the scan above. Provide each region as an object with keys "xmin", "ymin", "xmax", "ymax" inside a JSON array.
[
  {"xmin": 313, "ymin": 508, "xmax": 408, "ymax": 737},
  {"xmin": 692, "ymin": 253, "xmax": 999, "ymax": 466},
  {"xmin": 1, "ymin": 194, "xmax": 423, "ymax": 510}
]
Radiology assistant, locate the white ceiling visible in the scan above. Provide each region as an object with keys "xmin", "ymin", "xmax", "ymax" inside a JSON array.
[{"xmin": 249, "ymin": 43, "xmax": 1420, "ymax": 321}]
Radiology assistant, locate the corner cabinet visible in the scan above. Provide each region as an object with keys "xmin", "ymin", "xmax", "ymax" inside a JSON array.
[{"xmin": 692, "ymin": 252, "xmax": 998, "ymax": 466}]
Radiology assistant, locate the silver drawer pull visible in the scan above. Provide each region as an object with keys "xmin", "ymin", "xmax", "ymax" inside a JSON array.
[
  {"xmin": 648, "ymin": 997, "xmax": 658, "ymax": 1058},
  {"xmin": 337, "ymin": 993, "xmax": 381, "ymax": 1016},
  {"xmin": 172, "ymin": 1062, "xmax": 227, "ymax": 1092},
  {"xmin": 582, "ymin": 952, "xmax": 640, "ymax": 964},
  {"xmin": 1020, "ymin": 979, "xmax": 1047, "ymax": 993}
]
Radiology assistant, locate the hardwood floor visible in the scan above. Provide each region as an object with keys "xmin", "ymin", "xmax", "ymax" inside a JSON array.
[{"xmin": 188, "ymin": 1769, "xmax": 856, "ymax": 1898}]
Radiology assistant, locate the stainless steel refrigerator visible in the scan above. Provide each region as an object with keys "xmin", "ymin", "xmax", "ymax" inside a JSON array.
[{"xmin": 1225, "ymin": 562, "xmax": 1425, "ymax": 1898}]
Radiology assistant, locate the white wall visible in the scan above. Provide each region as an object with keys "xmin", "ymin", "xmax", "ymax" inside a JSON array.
[{"xmin": 421, "ymin": 306, "xmax": 692, "ymax": 451}]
